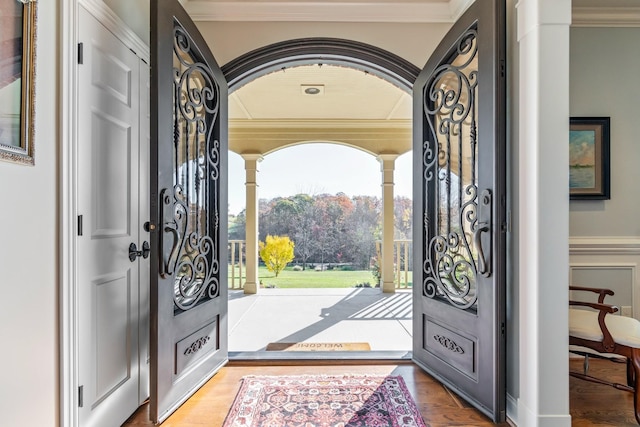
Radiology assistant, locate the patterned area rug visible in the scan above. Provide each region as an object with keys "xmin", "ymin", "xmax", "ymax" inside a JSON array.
[{"xmin": 222, "ymin": 374, "xmax": 427, "ymax": 427}]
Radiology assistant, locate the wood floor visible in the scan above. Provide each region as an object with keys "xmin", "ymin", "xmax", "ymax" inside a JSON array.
[
  {"xmin": 123, "ymin": 358, "xmax": 637, "ymax": 426},
  {"xmin": 569, "ymin": 358, "xmax": 637, "ymax": 426}
]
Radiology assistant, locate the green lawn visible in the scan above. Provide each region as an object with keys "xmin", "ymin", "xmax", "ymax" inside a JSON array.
[
  {"xmin": 228, "ymin": 265, "xmax": 378, "ymax": 288},
  {"xmin": 228, "ymin": 265, "xmax": 413, "ymax": 289}
]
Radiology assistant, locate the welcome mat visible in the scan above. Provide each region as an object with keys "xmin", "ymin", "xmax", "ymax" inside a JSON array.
[
  {"xmin": 222, "ymin": 374, "xmax": 427, "ymax": 427},
  {"xmin": 265, "ymin": 342, "xmax": 371, "ymax": 351}
]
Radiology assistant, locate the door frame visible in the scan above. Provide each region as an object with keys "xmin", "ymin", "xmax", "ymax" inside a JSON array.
[
  {"xmin": 222, "ymin": 37, "xmax": 420, "ymax": 95},
  {"xmin": 223, "ymin": 38, "xmax": 419, "ymax": 360},
  {"xmin": 59, "ymin": 1, "xmax": 150, "ymax": 426}
]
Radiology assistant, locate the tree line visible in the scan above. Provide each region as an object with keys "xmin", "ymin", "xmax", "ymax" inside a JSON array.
[{"xmin": 229, "ymin": 193, "xmax": 412, "ymax": 270}]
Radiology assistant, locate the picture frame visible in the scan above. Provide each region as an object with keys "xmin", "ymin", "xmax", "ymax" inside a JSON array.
[
  {"xmin": 0, "ymin": 0, "xmax": 37, "ymax": 165},
  {"xmin": 569, "ymin": 117, "xmax": 610, "ymax": 200}
]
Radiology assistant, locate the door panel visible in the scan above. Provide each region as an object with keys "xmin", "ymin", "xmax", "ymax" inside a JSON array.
[
  {"xmin": 412, "ymin": 0, "xmax": 506, "ymax": 421},
  {"xmin": 77, "ymin": 6, "xmax": 141, "ymax": 426},
  {"xmin": 150, "ymin": 0, "xmax": 228, "ymax": 423}
]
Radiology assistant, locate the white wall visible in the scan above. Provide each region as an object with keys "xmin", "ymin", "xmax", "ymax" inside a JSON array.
[
  {"xmin": 0, "ymin": 1, "xmax": 58, "ymax": 425},
  {"xmin": 196, "ymin": 21, "xmax": 451, "ymax": 69},
  {"xmin": 570, "ymin": 28, "xmax": 640, "ymax": 237},
  {"xmin": 569, "ymin": 28, "xmax": 640, "ymax": 318}
]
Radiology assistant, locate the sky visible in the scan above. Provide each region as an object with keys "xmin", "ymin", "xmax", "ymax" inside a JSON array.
[{"xmin": 228, "ymin": 143, "xmax": 413, "ymax": 215}]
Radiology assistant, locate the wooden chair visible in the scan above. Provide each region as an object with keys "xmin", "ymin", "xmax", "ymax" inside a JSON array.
[{"xmin": 569, "ymin": 285, "xmax": 640, "ymax": 424}]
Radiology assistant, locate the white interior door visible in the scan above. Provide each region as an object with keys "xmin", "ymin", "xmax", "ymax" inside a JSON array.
[{"xmin": 77, "ymin": 6, "xmax": 149, "ymax": 426}]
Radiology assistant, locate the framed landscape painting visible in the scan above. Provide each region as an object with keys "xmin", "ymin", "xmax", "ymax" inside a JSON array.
[
  {"xmin": 569, "ymin": 117, "xmax": 610, "ymax": 200},
  {"xmin": 0, "ymin": 0, "xmax": 37, "ymax": 165}
]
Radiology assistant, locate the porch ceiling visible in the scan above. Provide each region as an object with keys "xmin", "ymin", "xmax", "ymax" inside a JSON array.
[{"xmin": 229, "ymin": 64, "xmax": 413, "ymax": 156}]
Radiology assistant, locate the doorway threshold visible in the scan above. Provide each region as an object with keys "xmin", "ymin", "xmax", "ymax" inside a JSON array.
[{"xmin": 229, "ymin": 350, "xmax": 412, "ymax": 362}]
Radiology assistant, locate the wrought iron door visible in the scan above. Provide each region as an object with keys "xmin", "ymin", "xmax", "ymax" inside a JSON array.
[
  {"xmin": 412, "ymin": 0, "xmax": 506, "ymax": 421},
  {"xmin": 150, "ymin": 0, "xmax": 228, "ymax": 422}
]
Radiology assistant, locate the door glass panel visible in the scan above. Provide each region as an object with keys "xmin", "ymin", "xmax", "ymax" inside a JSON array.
[
  {"xmin": 423, "ymin": 29, "xmax": 479, "ymax": 311},
  {"xmin": 165, "ymin": 22, "xmax": 221, "ymax": 313}
]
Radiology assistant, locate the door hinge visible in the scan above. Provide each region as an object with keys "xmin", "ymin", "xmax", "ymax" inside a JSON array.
[
  {"xmin": 78, "ymin": 43, "xmax": 84, "ymax": 64},
  {"xmin": 77, "ymin": 215, "xmax": 83, "ymax": 236},
  {"xmin": 501, "ymin": 322, "xmax": 506, "ymax": 336},
  {"xmin": 78, "ymin": 385, "xmax": 84, "ymax": 407},
  {"xmin": 499, "ymin": 60, "xmax": 505, "ymax": 78}
]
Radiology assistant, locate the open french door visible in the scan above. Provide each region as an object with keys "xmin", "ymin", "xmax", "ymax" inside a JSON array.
[
  {"xmin": 150, "ymin": 0, "xmax": 228, "ymax": 423},
  {"xmin": 412, "ymin": 0, "xmax": 506, "ymax": 422}
]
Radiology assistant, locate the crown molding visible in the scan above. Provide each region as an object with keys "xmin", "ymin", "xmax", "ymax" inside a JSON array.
[
  {"xmin": 572, "ymin": 7, "xmax": 640, "ymax": 27},
  {"xmin": 184, "ymin": 1, "xmax": 464, "ymax": 23},
  {"xmin": 449, "ymin": 0, "xmax": 475, "ymax": 20}
]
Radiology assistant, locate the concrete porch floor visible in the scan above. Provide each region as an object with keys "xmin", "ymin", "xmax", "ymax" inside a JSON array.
[{"xmin": 228, "ymin": 287, "xmax": 413, "ymax": 354}]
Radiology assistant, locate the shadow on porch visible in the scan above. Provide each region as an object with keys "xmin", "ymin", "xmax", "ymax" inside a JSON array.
[{"xmin": 228, "ymin": 288, "xmax": 413, "ymax": 354}]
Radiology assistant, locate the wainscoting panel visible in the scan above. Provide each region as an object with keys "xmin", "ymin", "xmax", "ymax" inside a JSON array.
[{"xmin": 569, "ymin": 237, "xmax": 640, "ymax": 319}]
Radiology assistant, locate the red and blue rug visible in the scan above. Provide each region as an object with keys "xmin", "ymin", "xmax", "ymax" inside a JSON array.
[{"xmin": 222, "ymin": 374, "xmax": 427, "ymax": 427}]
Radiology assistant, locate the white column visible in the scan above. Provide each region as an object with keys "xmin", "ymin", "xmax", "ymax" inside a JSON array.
[
  {"xmin": 378, "ymin": 154, "xmax": 398, "ymax": 293},
  {"xmin": 241, "ymin": 153, "xmax": 263, "ymax": 294},
  {"xmin": 515, "ymin": 0, "xmax": 571, "ymax": 425}
]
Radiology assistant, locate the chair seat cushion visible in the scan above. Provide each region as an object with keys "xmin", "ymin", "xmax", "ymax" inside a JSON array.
[{"xmin": 569, "ymin": 308, "xmax": 640, "ymax": 348}]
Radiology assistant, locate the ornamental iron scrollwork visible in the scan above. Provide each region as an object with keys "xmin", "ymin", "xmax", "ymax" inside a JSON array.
[
  {"xmin": 183, "ymin": 335, "xmax": 211, "ymax": 356},
  {"xmin": 433, "ymin": 334, "xmax": 465, "ymax": 354},
  {"xmin": 422, "ymin": 28, "xmax": 482, "ymax": 310},
  {"xmin": 160, "ymin": 22, "xmax": 221, "ymax": 312}
]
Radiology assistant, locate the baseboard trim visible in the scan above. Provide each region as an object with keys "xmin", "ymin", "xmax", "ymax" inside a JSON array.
[
  {"xmin": 517, "ymin": 399, "xmax": 572, "ymax": 427},
  {"xmin": 507, "ymin": 393, "xmax": 519, "ymax": 425}
]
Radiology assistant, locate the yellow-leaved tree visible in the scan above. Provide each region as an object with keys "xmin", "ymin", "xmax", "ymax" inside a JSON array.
[{"xmin": 259, "ymin": 235, "xmax": 295, "ymax": 277}]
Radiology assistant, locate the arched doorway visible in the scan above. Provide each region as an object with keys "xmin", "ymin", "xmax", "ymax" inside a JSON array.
[
  {"xmin": 223, "ymin": 39, "xmax": 418, "ymax": 296},
  {"xmin": 222, "ymin": 37, "xmax": 420, "ymax": 90},
  {"xmin": 222, "ymin": 40, "xmax": 419, "ymax": 353}
]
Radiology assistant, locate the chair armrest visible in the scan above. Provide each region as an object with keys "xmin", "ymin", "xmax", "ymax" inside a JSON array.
[
  {"xmin": 569, "ymin": 300, "xmax": 619, "ymax": 314},
  {"xmin": 570, "ymin": 285, "xmax": 615, "ymax": 303},
  {"xmin": 569, "ymin": 300, "xmax": 619, "ymax": 351}
]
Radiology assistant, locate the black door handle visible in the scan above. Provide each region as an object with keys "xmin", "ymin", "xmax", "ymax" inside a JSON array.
[
  {"xmin": 473, "ymin": 222, "xmax": 490, "ymax": 276},
  {"xmin": 474, "ymin": 189, "xmax": 492, "ymax": 278},
  {"xmin": 128, "ymin": 241, "xmax": 150, "ymax": 262}
]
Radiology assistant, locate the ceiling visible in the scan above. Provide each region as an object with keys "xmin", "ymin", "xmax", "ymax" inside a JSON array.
[{"xmin": 228, "ymin": 64, "xmax": 413, "ymax": 156}]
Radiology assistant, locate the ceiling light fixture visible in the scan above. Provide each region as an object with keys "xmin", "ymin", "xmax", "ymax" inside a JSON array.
[{"xmin": 301, "ymin": 84, "xmax": 325, "ymax": 96}]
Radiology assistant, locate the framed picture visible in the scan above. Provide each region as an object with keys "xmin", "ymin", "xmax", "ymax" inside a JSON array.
[
  {"xmin": 0, "ymin": 0, "xmax": 37, "ymax": 165},
  {"xmin": 569, "ymin": 117, "xmax": 610, "ymax": 200}
]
